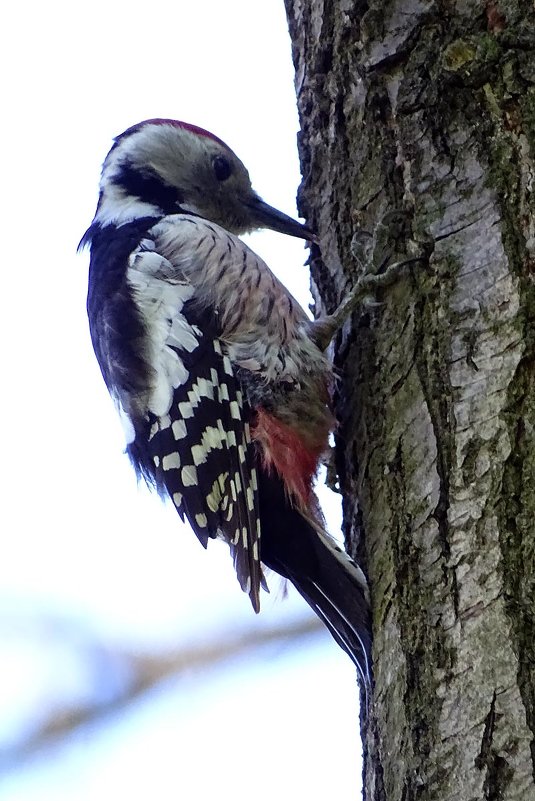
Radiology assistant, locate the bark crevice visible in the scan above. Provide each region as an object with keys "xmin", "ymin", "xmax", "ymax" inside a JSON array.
[{"xmin": 285, "ymin": 0, "xmax": 535, "ymax": 797}]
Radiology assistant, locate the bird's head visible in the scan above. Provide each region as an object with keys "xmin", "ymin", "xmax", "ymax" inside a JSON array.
[{"xmin": 93, "ymin": 118, "xmax": 314, "ymax": 240}]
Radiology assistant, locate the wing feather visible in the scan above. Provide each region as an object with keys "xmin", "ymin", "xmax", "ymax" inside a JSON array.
[{"xmin": 125, "ymin": 243, "xmax": 264, "ymax": 609}]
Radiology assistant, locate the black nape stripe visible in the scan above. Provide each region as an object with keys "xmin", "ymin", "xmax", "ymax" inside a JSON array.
[{"xmin": 116, "ymin": 161, "xmax": 183, "ymax": 215}]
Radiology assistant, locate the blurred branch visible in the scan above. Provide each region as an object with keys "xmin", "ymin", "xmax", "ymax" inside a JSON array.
[{"xmin": 1, "ymin": 615, "xmax": 322, "ymax": 768}]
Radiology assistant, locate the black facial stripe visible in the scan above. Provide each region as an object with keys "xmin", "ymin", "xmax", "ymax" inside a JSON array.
[{"xmin": 115, "ymin": 161, "xmax": 182, "ymax": 214}]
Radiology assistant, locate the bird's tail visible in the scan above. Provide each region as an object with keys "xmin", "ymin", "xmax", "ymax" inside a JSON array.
[{"xmin": 258, "ymin": 471, "xmax": 372, "ymax": 686}]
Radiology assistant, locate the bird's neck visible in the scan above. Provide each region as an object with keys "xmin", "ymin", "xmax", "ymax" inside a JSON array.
[{"xmin": 94, "ymin": 184, "xmax": 162, "ymax": 228}]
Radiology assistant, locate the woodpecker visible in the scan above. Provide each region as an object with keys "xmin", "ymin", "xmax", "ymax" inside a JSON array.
[{"xmin": 81, "ymin": 119, "xmax": 372, "ymax": 683}]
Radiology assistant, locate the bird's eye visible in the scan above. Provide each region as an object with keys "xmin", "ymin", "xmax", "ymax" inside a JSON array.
[{"xmin": 212, "ymin": 155, "xmax": 232, "ymax": 181}]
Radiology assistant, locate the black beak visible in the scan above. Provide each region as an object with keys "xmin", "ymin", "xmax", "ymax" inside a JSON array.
[{"xmin": 246, "ymin": 196, "xmax": 316, "ymax": 242}]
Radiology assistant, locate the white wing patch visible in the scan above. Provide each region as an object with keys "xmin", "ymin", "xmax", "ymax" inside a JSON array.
[{"xmin": 127, "ymin": 245, "xmax": 198, "ymax": 417}]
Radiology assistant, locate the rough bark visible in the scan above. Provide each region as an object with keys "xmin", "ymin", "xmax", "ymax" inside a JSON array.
[{"xmin": 284, "ymin": 1, "xmax": 535, "ymax": 799}]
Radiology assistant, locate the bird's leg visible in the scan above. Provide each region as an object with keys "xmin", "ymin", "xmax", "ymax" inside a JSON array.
[
  {"xmin": 309, "ymin": 211, "xmax": 431, "ymax": 351},
  {"xmin": 309, "ymin": 254, "xmax": 422, "ymax": 351}
]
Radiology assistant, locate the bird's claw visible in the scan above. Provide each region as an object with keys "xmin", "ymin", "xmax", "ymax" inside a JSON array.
[{"xmin": 310, "ymin": 210, "xmax": 430, "ymax": 350}]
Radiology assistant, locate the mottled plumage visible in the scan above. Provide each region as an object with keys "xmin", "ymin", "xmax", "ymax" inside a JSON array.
[{"xmin": 82, "ymin": 119, "xmax": 371, "ymax": 682}]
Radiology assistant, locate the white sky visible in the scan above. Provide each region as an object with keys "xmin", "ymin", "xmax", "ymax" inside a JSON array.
[{"xmin": 1, "ymin": 1, "xmax": 363, "ymax": 798}]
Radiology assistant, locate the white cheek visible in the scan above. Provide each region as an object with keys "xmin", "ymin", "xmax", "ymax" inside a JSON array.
[{"xmin": 95, "ymin": 183, "xmax": 161, "ymax": 226}]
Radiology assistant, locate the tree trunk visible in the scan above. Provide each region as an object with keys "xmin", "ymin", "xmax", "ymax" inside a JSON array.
[{"xmin": 284, "ymin": 2, "xmax": 535, "ymax": 799}]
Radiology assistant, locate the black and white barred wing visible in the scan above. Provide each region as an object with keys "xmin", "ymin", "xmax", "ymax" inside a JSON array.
[{"xmin": 127, "ymin": 246, "xmax": 264, "ymax": 611}]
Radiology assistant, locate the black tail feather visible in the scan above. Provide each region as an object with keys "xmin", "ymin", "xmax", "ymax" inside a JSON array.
[
  {"xmin": 258, "ymin": 470, "xmax": 372, "ymax": 685},
  {"xmin": 296, "ymin": 580, "xmax": 371, "ymax": 686}
]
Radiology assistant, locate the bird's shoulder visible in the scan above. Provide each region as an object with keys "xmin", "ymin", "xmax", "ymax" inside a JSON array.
[{"xmin": 146, "ymin": 214, "xmax": 310, "ymax": 332}]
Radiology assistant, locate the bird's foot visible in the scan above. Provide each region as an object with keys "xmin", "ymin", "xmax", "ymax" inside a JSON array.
[{"xmin": 309, "ymin": 210, "xmax": 431, "ymax": 351}]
